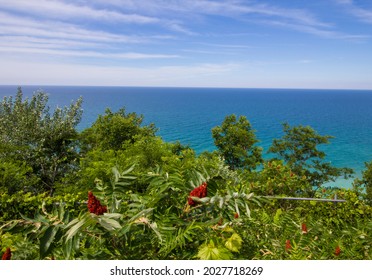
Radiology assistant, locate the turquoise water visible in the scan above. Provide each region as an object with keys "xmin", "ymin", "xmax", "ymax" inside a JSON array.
[{"xmin": 1, "ymin": 86, "xmax": 372, "ymax": 187}]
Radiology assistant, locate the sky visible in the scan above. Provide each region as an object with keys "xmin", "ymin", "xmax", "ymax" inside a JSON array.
[{"xmin": 1, "ymin": 0, "xmax": 372, "ymax": 89}]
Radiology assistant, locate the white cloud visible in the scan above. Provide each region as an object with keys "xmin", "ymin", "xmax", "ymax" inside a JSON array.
[
  {"xmin": 0, "ymin": 46, "xmax": 179, "ymax": 60},
  {"xmin": 0, "ymin": 0, "xmax": 160, "ymax": 24},
  {"xmin": 72, "ymin": 0, "xmax": 334, "ymax": 39},
  {"xmin": 0, "ymin": 11, "xmax": 145, "ymax": 43},
  {"xmin": 336, "ymin": 0, "xmax": 372, "ymax": 23},
  {"xmin": 0, "ymin": 36, "xmax": 107, "ymax": 50},
  {"xmin": 89, "ymin": 0, "xmax": 331, "ymax": 29},
  {"xmin": 257, "ymin": 19, "xmax": 369, "ymax": 40}
]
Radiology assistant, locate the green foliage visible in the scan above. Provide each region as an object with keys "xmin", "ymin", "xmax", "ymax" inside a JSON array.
[
  {"xmin": 122, "ymin": 136, "xmax": 177, "ymax": 169},
  {"xmin": 307, "ymin": 188, "xmax": 372, "ymax": 227},
  {"xmin": 80, "ymin": 107, "xmax": 157, "ymax": 152},
  {"xmin": 353, "ymin": 161, "xmax": 372, "ymax": 205},
  {"xmin": 0, "ymin": 191, "xmax": 85, "ymax": 222},
  {"xmin": 1, "ymin": 91, "xmax": 371, "ymax": 260},
  {"xmin": 77, "ymin": 149, "xmax": 131, "ymax": 193},
  {"xmin": 0, "ymin": 160, "xmax": 38, "ymax": 194},
  {"xmin": 197, "ymin": 239, "xmax": 233, "ymax": 260},
  {"xmin": 237, "ymin": 205, "xmax": 371, "ymax": 260},
  {"xmin": 0, "ymin": 87, "xmax": 82, "ymax": 195},
  {"xmin": 269, "ymin": 123, "xmax": 353, "ymax": 194},
  {"xmin": 249, "ymin": 160, "xmax": 311, "ymax": 196},
  {"xmin": 212, "ymin": 114, "xmax": 263, "ymax": 171}
]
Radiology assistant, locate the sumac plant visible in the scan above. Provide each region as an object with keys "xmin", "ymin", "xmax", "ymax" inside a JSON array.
[
  {"xmin": 1, "ymin": 163, "xmax": 261, "ymax": 260},
  {"xmin": 1, "ymin": 159, "xmax": 371, "ymax": 260}
]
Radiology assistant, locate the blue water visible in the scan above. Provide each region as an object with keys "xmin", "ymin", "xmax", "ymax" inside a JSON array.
[{"xmin": 1, "ymin": 85, "xmax": 372, "ymax": 187}]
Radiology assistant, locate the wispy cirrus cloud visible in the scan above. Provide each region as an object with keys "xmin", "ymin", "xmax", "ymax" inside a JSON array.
[
  {"xmin": 89, "ymin": 0, "xmax": 331, "ymax": 29},
  {"xmin": 0, "ymin": 13, "xmax": 144, "ymax": 44},
  {"xmin": 0, "ymin": 46, "xmax": 180, "ymax": 60},
  {"xmin": 90, "ymin": 0, "xmax": 368, "ymax": 40},
  {"xmin": 0, "ymin": 0, "xmax": 160, "ymax": 24},
  {"xmin": 0, "ymin": 0, "xmax": 196, "ymax": 35},
  {"xmin": 335, "ymin": 0, "xmax": 372, "ymax": 23},
  {"xmin": 0, "ymin": 10, "xmax": 178, "ymax": 61},
  {"xmin": 257, "ymin": 19, "xmax": 369, "ymax": 40}
]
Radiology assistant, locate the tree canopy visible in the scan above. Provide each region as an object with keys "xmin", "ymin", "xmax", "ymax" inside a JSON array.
[
  {"xmin": 80, "ymin": 107, "xmax": 157, "ymax": 152},
  {"xmin": 0, "ymin": 87, "xmax": 82, "ymax": 195},
  {"xmin": 268, "ymin": 123, "xmax": 353, "ymax": 194},
  {"xmin": 212, "ymin": 114, "xmax": 262, "ymax": 171}
]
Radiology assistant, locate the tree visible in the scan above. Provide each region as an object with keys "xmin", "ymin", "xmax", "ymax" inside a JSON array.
[
  {"xmin": 0, "ymin": 87, "xmax": 83, "ymax": 195},
  {"xmin": 80, "ymin": 107, "xmax": 157, "ymax": 152},
  {"xmin": 353, "ymin": 161, "xmax": 372, "ymax": 205},
  {"xmin": 212, "ymin": 114, "xmax": 262, "ymax": 171},
  {"xmin": 268, "ymin": 123, "xmax": 353, "ymax": 194}
]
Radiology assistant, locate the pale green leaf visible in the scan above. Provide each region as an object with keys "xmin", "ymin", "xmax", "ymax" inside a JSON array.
[
  {"xmin": 197, "ymin": 240, "xmax": 232, "ymax": 260},
  {"xmin": 224, "ymin": 233, "xmax": 243, "ymax": 253},
  {"xmin": 98, "ymin": 216, "xmax": 121, "ymax": 231}
]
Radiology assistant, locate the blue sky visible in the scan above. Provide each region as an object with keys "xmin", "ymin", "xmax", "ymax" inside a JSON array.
[{"xmin": 0, "ymin": 0, "xmax": 372, "ymax": 89}]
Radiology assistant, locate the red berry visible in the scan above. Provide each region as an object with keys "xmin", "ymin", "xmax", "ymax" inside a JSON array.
[
  {"xmin": 1, "ymin": 248, "xmax": 11, "ymax": 260},
  {"xmin": 87, "ymin": 191, "xmax": 107, "ymax": 215},
  {"xmin": 188, "ymin": 182, "xmax": 208, "ymax": 206},
  {"xmin": 301, "ymin": 223, "xmax": 308, "ymax": 234},
  {"xmin": 285, "ymin": 240, "xmax": 291, "ymax": 252},
  {"xmin": 335, "ymin": 246, "xmax": 341, "ymax": 256}
]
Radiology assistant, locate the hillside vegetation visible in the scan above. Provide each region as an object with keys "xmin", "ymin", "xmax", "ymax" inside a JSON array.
[{"xmin": 1, "ymin": 88, "xmax": 371, "ymax": 260}]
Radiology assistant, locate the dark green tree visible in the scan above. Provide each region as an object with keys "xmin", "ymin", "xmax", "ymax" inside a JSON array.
[
  {"xmin": 80, "ymin": 107, "xmax": 157, "ymax": 152},
  {"xmin": 0, "ymin": 87, "xmax": 83, "ymax": 195},
  {"xmin": 212, "ymin": 114, "xmax": 262, "ymax": 170},
  {"xmin": 268, "ymin": 123, "xmax": 353, "ymax": 194}
]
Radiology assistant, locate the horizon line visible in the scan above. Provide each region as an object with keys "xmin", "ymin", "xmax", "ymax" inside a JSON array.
[{"xmin": 1, "ymin": 84, "xmax": 372, "ymax": 92}]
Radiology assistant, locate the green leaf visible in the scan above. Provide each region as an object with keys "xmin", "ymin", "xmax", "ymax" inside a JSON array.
[
  {"xmin": 190, "ymin": 196, "xmax": 210, "ymax": 204},
  {"xmin": 197, "ymin": 240, "xmax": 233, "ymax": 260},
  {"xmin": 103, "ymin": 213, "xmax": 122, "ymax": 219},
  {"xmin": 65, "ymin": 215, "xmax": 91, "ymax": 241},
  {"xmin": 245, "ymin": 202, "xmax": 251, "ymax": 218},
  {"xmin": 129, "ymin": 208, "xmax": 154, "ymax": 223},
  {"xmin": 40, "ymin": 226, "xmax": 59, "ymax": 259},
  {"xmin": 224, "ymin": 233, "xmax": 242, "ymax": 252},
  {"xmin": 97, "ymin": 216, "xmax": 121, "ymax": 231},
  {"xmin": 149, "ymin": 222, "xmax": 162, "ymax": 242},
  {"xmin": 219, "ymin": 197, "xmax": 224, "ymax": 208},
  {"xmin": 245, "ymin": 192, "xmax": 254, "ymax": 200},
  {"xmin": 121, "ymin": 164, "xmax": 136, "ymax": 175},
  {"xmin": 63, "ymin": 237, "xmax": 73, "ymax": 259},
  {"xmin": 274, "ymin": 208, "xmax": 283, "ymax": 224},
  {"xmin": 234, "ymin": 200, "xmax": 240, "ymax": 216}
]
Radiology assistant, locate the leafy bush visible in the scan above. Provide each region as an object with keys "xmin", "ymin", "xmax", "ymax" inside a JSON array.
[
  {"xmin": 0, "ymin": 87, "xmax": 82, "ymax": 195},
  {"xmin": 0, "ymin": 191, "xmax": 85, "ymax": 222}
]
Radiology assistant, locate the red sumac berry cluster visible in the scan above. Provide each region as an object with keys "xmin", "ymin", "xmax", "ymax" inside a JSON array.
[
  {"xmin": 188, "ymin": 182, "xmax": 207, "ymax": 206},
  {"xmin": 1, "ymin": 248, "xmax": 11, "ymax": 260},
  {"xmin": 301, "ymin": 223, "xmax": 308, "ymax": 234},
  {"xmin": 87, "ymin": 191, "xmax": 107, "ymax": 215},
  {"xmin": 285, "ymin": 240, "xmax": 291, "ymax": 252},
  {"xmin": 335, "ymin": 245, "xmax": 341, "ymax": 256}
]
